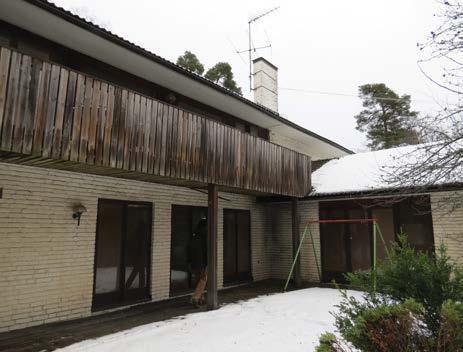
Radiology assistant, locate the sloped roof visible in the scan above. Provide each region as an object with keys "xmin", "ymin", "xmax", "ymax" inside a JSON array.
[
  {"xmin": 7, "ymin": 0, "xmax": 352, "ymax": 157},
  {"xmin": 310, "ymin": 143, "xmax": 463, "ymax": 196}
]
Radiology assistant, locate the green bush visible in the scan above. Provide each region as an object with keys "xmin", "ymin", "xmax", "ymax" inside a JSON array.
[
  {"xmin": 437, "ymin": 300, "xmax": 463, "ymax": 351},
  {"xmin": 316, "ymin": 236, "xmax": 463, "ymax": 351},
  {"xmin": 346, "ymin": 235, "xmax": 463, "ymax": 335},
  {"xmin": 315, "ymin": 332, "xmax": 338, "ymax": 352},
  {"xmin": 315, "ymin": 332, "xmax": 352, "ymax": 352},
  {"xmin": 341, "ymin": 299, "xmax": 429, "ymax": 352}
]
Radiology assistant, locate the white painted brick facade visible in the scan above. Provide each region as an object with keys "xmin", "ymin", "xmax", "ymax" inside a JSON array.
[
  {"xmin": 2, "ymin": 160, "xmax": 460, "ymax": 333},
  {"xmin": 253, "ymin": 58, "xmax": 278, "ymax": 112},
  {"xmin": 0, "ymin": 162, "xmax": 272, "ymax": 332},
  {"xmin": 262, "ymin": 201, "xmax": 321, "ymax": 283},
  {"xmin": 266, "ymin": 194, "xmax": 463, "ymax": 285},
  {"xmin": 299, "ymin": 201, "xmax": 322, "ymax": 282},
  {"xmin": 431, "ymin": 191, "xmax": 463, "ymax": 265}
]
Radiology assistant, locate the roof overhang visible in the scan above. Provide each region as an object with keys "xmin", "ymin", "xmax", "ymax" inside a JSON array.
[
  {"xmin": 1, "ymin": 0, "xmax": 351, "ymax": 160},
  {"xmin": 308, "ymin": 183, "xmax": 463, "ymax": 200},
  {"xmin": 257, "ymin": 183, "xmax": 463, "ymax": 203}
]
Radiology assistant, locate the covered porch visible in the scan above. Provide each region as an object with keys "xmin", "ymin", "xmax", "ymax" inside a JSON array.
[
  {"xmin": 0, "ymin": 280, "xmax": 291, "ymax": 352},
  {"xmin": 0, "ymin": 45, "xmax": 311, "ymax": 332},
  {"xmin": 317, "ymin": 195, "xmax": 435, "ymax": 283}
]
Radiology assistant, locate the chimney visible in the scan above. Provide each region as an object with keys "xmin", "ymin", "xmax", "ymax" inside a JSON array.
[{"xmin": 253, "ymin": 57, "xmax": 278, "ymax": 112}]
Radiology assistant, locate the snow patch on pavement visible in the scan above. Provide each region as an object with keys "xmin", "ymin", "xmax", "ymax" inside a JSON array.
[{"xmin": 57, "ymin": 288, "xmax": 362, "ymax": 352}]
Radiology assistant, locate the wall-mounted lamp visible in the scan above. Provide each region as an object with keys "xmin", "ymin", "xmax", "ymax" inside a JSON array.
[{"xmin": 72, "ymin": 204, "xmax": 87, "ymax": 226}]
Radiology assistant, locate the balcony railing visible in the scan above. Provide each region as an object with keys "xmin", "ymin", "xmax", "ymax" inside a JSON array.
[{"xmin": 0, "ymin": 46, "xmax": 311, "ymax": 196}]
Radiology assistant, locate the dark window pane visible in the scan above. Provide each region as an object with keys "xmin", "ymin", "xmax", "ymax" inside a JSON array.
[
  {"xmin": 125, "ymin": 204, "xmax": 151, "ymax": 291},
  {"xmin": 93, "ymin": 200, "xmax": 152, "ymax": 310},
  {"xmin": 170, "ymin": 205, "xmax": 207, "ymax": 296},
  {"xmin": 94, "ymin": 202, "xmax": 123, "ymax": 295},
  {"xmin": 396, "ymin": 196, "xmax": 434, "ymax": 252},
  {"xmin": 170, "ymin": 206, "xmax": 192, "ymax": 294},
  {"xmin": 223, "ymin": 211, "xmax": 237, "ymax": 282},
  {"xmin": 236, "ymin": 212, "xmax": 251, "ymax": 275}
]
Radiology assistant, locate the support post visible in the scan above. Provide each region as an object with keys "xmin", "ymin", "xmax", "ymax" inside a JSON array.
[
  {"xmin": 207, "ymin": 183, "xmax": 218, "ymax": 309},
  {"xmin": 291, "ymin": 198, "xmax": 302, "ymax": 288}
]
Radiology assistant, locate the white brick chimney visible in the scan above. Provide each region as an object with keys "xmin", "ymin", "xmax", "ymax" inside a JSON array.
[{"xmin": 253, "ymin": 57, "xmax": 278, "ymax": 112}]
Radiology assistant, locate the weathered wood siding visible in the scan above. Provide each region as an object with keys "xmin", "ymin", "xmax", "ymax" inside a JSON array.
[{"xmin": 0, "ymin": 47, "xmax": 311, "ymax": 196}]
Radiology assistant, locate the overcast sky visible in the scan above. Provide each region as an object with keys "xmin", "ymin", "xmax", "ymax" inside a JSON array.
[{"xmin": 53, "ymin": 0, "xmax": 447, "ymax": 151}]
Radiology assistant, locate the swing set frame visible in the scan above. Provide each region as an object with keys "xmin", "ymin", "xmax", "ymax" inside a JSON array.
[{"xmin": 284, "ymin": 218, "xmax": 387, "ymax": 292}]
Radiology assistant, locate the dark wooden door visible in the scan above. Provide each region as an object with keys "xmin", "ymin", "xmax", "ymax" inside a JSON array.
[
  {"xmin": 320, "ymin": 202, "xmax": 371, "ymax": 283},
  {"xmin": 93, "ymin": 199, "xmax": 152, "ymax": 310},
  {"xmin": 320, "ymin": 207, "xmax": 348, "ymax": 283},
  {"xmin": 347, "ymin": 209, "xmax": 371, "ymax": 272},
  {"xmin": 223, "ymin": 209, "xmax": 251, "ymax": 285}
]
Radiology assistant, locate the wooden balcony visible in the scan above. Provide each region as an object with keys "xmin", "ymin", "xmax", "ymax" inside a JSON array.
[{"xmin": 0, "ymin": 46, "xmax": 311, "ymax": 197}]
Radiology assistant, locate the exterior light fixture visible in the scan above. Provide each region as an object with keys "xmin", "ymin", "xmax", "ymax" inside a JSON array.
[{"xmin": 72, "ymin": 204, "xmax": 87, "ymax": 226}]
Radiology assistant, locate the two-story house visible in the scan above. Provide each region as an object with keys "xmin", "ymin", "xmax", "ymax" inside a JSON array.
[{"xmin": 0, "ymin": 0, "xmax": 351, "ymax": 332}]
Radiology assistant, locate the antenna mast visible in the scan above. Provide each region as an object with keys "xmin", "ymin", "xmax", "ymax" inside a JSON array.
[{"xmin": 243, "ymin": 6, "xmax": 279, "ymax": 92}]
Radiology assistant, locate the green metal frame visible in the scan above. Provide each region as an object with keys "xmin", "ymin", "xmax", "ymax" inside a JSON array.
[{"xmin": 284, "ymin": 219, "xmax": 387, "ymax": 292}]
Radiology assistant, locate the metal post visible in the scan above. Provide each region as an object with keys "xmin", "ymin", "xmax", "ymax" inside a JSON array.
[
  {"xmin": 291, "ymin": 198, "xmax": 302, "ymax": 288},
  {"xmin": 308, "ymin": 225, "xmax": 321, "ymax": 282},
  {"xmin": 284, "ymin": 225, "xmax": 307, "ymax": 292},
  {"xmin": 248, "ymin": 21, "xmax": 252, "ymax": 92},
  {"xmin": 207, "ymin": 183, "xmax": 218, "ymax": 309}
]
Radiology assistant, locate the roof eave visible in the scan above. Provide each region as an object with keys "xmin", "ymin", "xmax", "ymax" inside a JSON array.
[
  {"xmin": 15, "ymin": 0, "xmax": 352, "ymax": 155},
  {"xmin": 307, "ymin": 183, "xmax": 463, "ymax": 200}
]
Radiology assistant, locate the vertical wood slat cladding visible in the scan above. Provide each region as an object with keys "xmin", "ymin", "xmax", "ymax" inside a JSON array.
[{"xmin": 0, "ymin": 47, "xmax": 311, "ymax": 196}]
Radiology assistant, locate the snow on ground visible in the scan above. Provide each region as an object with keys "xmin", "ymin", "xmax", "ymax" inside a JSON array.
[{"xmin": 57, "ymin": 288, "xmax": 362, "ymax": 352}]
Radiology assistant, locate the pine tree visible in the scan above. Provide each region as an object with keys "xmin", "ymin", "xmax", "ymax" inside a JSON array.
[
  {"xmin": 355, "ymin": 83, "xmax": 419, "ymax": 150},
  {"xmin": 176, "ymin": 51, "xmax": 205, "ymax": 75},
  {"xmin": 205, "ymin": 62, "xmax": 242, "ymax": 95}
]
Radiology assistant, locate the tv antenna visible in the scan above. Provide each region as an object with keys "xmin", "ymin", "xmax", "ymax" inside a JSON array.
[{"xmin": 236, "ymin": 6, "xmax": 280, "ymax": 92}]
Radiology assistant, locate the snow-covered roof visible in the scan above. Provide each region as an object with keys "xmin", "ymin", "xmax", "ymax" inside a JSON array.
[{"xmin": 310, "ymin": 143, "xmax": 463, "ymax": 196}]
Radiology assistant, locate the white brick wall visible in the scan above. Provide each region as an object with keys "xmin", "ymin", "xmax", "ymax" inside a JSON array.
[
  {"xmin": 269, "ymin": 194, "xmax": 463, "ymax": 285},
  {"xmin": 0, "ymin": 162, "xmax": 272, "ymax": 332},
  {"xmin": 431, "ymin": 191, "xmax": 463, "ymax": 265},
  {"xmin": 299, "ymin": 201, "xmax": 321, "ymax": 282},
  {"xmin": 265, "ymin": 203, "xmax": 293, "ymax": 280},
  {"xmin": 262, "ymin": 200, "xmax": 321, "ymax": 283},
  {"xmin": 253, "ymin": 58, "xmax": 278, "ymax": 112},
  {"xmin": 5, "ymin": 160, "xmax": 459, "ymax": 333}
]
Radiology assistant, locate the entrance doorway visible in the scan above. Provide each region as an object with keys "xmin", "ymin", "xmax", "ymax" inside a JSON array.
[
  {"xmin": 319, "ymin": 196, "xmax": 434, "ymax": 283},
  {"xmin": 93, "ymin": 199, "xmax": 152, "ymax": 310},
  {"xmin": 170, "ymin": 205, "xmax": 207, "ymax": 296},
  {"xmin": 319, "ymin": 204, "xmax": 371, "ymax": 283},
  {"xmin": 223, "ymin": 209, "xmax": 252, "ymax": 285}
]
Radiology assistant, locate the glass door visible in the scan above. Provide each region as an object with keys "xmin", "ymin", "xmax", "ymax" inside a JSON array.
[
  {"xmin": 93, "ymin": 199, "xmax": 152, "ymax": 310},
  {"xmin": 170, "ymin": 205, "xmax": 207, "ymax": 296}
]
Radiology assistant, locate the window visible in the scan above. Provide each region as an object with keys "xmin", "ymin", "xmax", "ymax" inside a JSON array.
[
  {"xmin": 170, "ymin": 205, "xmax": 207, "ymax": 296},
  {"xmin": 93, "ymin": 199, "xmax": 152, "ymax": 310}
]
